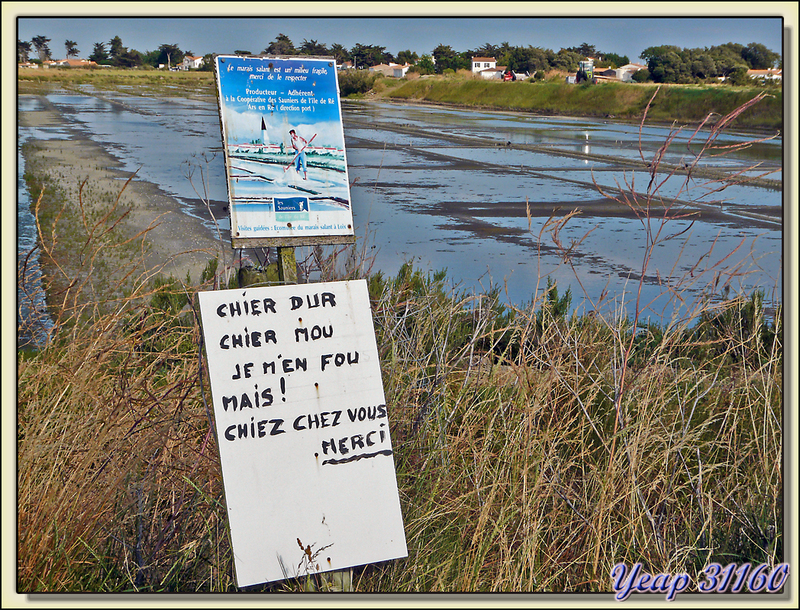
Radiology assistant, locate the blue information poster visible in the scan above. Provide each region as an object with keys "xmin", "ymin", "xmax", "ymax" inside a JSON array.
[{"xmin": 214, "ymin": 55, "xmax": 355, "ymax": 245}]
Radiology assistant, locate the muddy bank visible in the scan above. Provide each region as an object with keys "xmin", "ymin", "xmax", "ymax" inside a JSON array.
[
  {"xmin": 20, "ymin": 97, "xmax": 226, "ymax": 289},
  {"xmin": 423, "ymin": 195, "xmax": 781, "ymax": 233}
]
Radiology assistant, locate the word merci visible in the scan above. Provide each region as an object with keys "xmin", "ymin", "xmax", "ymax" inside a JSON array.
[{"xmin": 222, "ymin": 403, "xmax": 390, "ymax": 464}]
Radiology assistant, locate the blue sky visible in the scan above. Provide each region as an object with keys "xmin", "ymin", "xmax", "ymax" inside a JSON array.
[{"xmin": 12, "ymin": 6, "xmax": 788, "ymax": 65}]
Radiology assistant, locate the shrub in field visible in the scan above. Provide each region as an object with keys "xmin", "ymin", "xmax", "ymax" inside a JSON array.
[{"xmin": 337, "ymin": 70, "xmax": 378, "ymax": 96}]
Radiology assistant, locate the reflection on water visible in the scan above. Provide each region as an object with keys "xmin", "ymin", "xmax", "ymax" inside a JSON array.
[
  {"xmin": 18, "ymin": 90, "xmax": 782, "ymax": 336},
  {"xmin": 17, "ymin": 107, "xmax": 63, "ymax": 348},
  {"xmin": 344, "ymin": 101, "xmax": 782, "ymax": 321},
  {"xmin": 43, "ymin": 91, "xmax": 230, "ymax": 231}
]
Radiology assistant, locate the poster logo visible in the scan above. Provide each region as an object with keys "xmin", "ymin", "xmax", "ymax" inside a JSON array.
[{"xmin": 275, "ymin": 196, "xmax": 310, "ymax": 222}]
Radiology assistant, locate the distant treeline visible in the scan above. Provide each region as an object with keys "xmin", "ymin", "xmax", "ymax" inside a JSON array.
[
  {"xmin": 638, "ymin": 42, "xmax": 781, "ymax": 84},
  {"xmin": 19, "ymin": 31, "xmax": 780, "ymax": 85}
]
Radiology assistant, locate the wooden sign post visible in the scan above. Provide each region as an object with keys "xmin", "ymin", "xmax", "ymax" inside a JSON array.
[{"xmin": 276, "ymin": 246, "xmax": 298, "ymax": 285}]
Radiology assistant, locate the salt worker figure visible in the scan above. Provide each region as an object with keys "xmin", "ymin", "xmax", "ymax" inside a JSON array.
[{"xmin": 289, "ymin": 129, "xmax": 308, "ymax": 180}]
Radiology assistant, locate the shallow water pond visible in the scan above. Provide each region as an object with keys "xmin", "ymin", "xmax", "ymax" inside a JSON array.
[{"xmin": 18, "ymin": 91, "xmax": 783, "ymax": 332}]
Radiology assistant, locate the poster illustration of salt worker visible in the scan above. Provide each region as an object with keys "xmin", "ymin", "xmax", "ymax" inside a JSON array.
[{"xmin": 214, "ymin": 55, "xmax": 354, "ymax": 244}]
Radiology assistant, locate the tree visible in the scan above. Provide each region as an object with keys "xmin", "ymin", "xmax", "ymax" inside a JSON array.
[
  {"xmin": 263, "ymin": 33, "xmax": 296, "ymax": 55},
  {"xmin": 566, "ymin": 42, "xmax": 598, "ymax": 58},
  {"xmin": 200, "ymin": 53, "xmax": 216, "ymax": 71},
  {"xmin": 381, "ymin": 49, "xmax": 396, "ymax": 65},
  {"xmin": 329, "ymin": 43, "xmax": 350, "ymax": 64},
  {"xmin": 472, "ymin": 43, "xmax": 500, "ymax": 59},
  {"xmin": 234, "ymin": 49, "xmax": 252, "ymax": 55},
  {"xmin": 114, "ymin": 49, "xmax": 143, "ymax": 68},
  {"xmin": 495, "ymin": 41, "xmax": 514, "ymax": 63},
  {"xmin": 432, "ymin": 44, "xmax": 469, "ymax": 73},
  {"xmin": 18, "ymin": 40, "xmax": 32, "ymax": 63},
  {"xmin": 641, "ymin": 45, "xmax": 688, "ymax": 83},
  {"xmin": 65, "ymin": 40, "xmax": 79, "ymax": 58},
  {"xmin": 727, "ymin": 66, "xmax": 750, "ymax": 86},
  {"xmin": 89, "ymin": 42, "xmax": 109, "ymax": 64},
  {"xmin": 690, "ymin": 52, "xmax": 717, "ymax": 80},
  {"xmin": 396, "ymin": 49, "xmax": 419, "ymax": 65},
  {"xmin": 412, "ymin": 54, "xmax": 435, "ymax": 75},
  {"xmin": 158, "ymin": 43, "xmax": 183, "ymax": 69},
  {"xmin": 601, "ymin": 52, "xmax": 629, "ymax": 68},
  {"xmin": 349, "ymin": 43, "xmax": 370, "ymax": 69},
  {"xmin": 640, "ymin": 42, "xmax": 761, "ymax": 83},
  {"xmin": 349, "ymin": 43, "xmax": 385, "ymax": 69},
  {"xmin": 552, "ymin": 48, "xmax": 582, "ymax": 72},
  {"xmin": 507, "ymin": 45, "xmax": 553, "ymax": 73},
  {"xmin": 108, "ymin": 35, "xmax": 125, "ymax": 59},
  {"xmin": 709, "ymin": 42, "xmax": 748, "ymax": 77},
  {"xmin": 432, "ymin": 44, "xmax": 455, "ymax": 72},
  {"xmin": 742, "ymin": 42, "xmax": 780, "ymax": 70},
  {"xmin": 337, "ymin": 70, "xmax": 378, "ymax": 96},
  {"xmin": 299, "ymin": 39, "xmax": 329, "ymax": 56},
  {"xmin": 31, "ymin": 35, "xmax": 51, "ymax": 62},
  {"xmin": 140, "ymin": 49, "xmax": 161, "ymax": 67}
]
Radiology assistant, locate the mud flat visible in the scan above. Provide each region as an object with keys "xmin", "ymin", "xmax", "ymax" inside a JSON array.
[{"xmin": 19, "ymin": 99, "xmax": 226, "ymax": 290}]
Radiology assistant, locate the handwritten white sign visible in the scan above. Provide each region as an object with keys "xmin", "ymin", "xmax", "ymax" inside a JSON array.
[{"xmin": 197, "ymin": 279, "xmax": 407, "ymax": 587}]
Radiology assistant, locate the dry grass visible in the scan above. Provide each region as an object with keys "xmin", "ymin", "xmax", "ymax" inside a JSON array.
[{"xmin": 355, "ymin": 262, "xmax": 781, "ymax": 592}]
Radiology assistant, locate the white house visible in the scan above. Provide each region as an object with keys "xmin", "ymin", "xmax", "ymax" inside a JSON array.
[
  {"xmin": 392, "ymin": 63, "xmax": 411, "ymax": 78},
  {"xmin": 181, "ymin": 55, "xmax": 204, "ymax": 70},
  {"xmin": 46, "ymin": 58, "xmax": 98, "ymax": 69},
  {"xmin": 369, "ymin": 63, "xmax": 394, "ymax": 76},
  {"xmin": 747, "ymin": 68, "xmax": 782, "ymax": 81},
  {"xmin": 369, "ymin": 62, "xmax": 411, "ymax": 77},
  {"xmin": 580, "ymin": 63, "xmax": 646, "ymax": 83},
  {"xmin": 614, "ymin": 63, "xmax": 647, "ymax": 82},
  {"xmin": 472, "ymin": 56, "xmax": 496, "ymax": 73},
  {"xmin": 479, "ymin": 67, "xmax": 504, "ymax": 80}
]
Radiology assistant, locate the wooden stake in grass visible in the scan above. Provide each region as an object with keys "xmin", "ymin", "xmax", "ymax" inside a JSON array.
[
  {"xmin": 273, "ymin": 243, "xmax": 353, "ymax": 592},
  {"xmin": 276, "ymin": 247, "xmax": 297, "ymax": 285}
]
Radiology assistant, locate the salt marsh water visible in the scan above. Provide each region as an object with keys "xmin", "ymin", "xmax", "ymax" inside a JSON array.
[
  {"xmin": 17, "ymin": 89, "xmax": 782, "ymax": 344},
  {"xmin": 343, "ymin": 102, "xmax": 781, "ymax": 320}
]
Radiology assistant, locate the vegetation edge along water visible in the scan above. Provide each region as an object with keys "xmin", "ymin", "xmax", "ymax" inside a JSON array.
[{"xmin": 17, "ymin": 67, "xmax": 784, "ymax": 132}]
